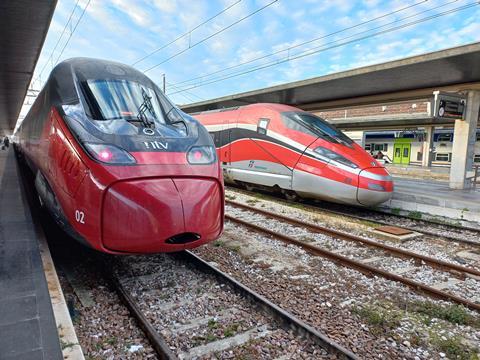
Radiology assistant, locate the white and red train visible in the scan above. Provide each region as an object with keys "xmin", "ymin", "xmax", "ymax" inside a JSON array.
[
  {"xmin": 194, "ymin": 103, "xmax": 393, "ymax": 206},
  {"xmin": 15, "ymin": 58, "xmax": 224, "ymax": 254}
]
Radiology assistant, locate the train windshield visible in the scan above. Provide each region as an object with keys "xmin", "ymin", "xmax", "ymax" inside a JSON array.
[
  {"xmin": 85, "ymin": 79, "xmax": 166, "ymax": 122},
  {"xmin": 281, "ymin": 112, "xmax": 353, "ymax": 146}
]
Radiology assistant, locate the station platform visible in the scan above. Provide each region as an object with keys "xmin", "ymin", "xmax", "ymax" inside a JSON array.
[
  {"xmin": 385, "ymin": 163, "xmax": 450, "ymax": 181},
  {"xmin": 0, "ymin": 149, "xmax": 62, "ymax": 359},
  {"xmin": 380, "ymin": 176, "xmax": 480, "ymax": 225}
]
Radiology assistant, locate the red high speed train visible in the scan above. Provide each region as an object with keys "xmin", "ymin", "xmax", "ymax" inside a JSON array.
[
  {"xmin": 194, "ymin": 103, "xmax": 393, "ymax": 206},
  {"xmin": 15, "ymin": 58, "xmax": 224, "ymax": 254}
]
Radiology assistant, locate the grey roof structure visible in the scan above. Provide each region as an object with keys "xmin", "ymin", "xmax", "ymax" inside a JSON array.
[
  {"xmin": 0, "ymin": 1, "xmax": 57, "ymax": 134},
  {"xmin": 181, "ymin": 42, "xmax": 480, "ymax": 114}
]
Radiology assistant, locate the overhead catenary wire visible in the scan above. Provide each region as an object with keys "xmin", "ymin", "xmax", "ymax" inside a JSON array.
[
  {"xmin": 143, "ymin": 0, "xmax": 279, "ymax": 73},
  {"xmin": 170, "ymin": 0, "xmax": 430, "ymax": 88},
  {"xmin": 166, "ymin": 81, "xmax": 203, "ymax": 103},
  {"xmin": 165, "ymin": 81, "xmax": 205, "ymax": 102},
  {"xmin": 132, "ymin": 0, "xmax": 243, "ymax": 66},
  {"xmin": 53, "ymin": 0, "xmax": 93, "ymax": 66},
  {"xmin": 32, "ymin": 0, "xmax": 81, "ymax": 86},
  {"xmin": 168, "ymin": 1, "xmax": 479, "ymax": 96}
]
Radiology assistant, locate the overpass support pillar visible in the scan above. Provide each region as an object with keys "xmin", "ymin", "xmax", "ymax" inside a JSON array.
[
  {"xmin": 449, "ymin": 90, "xmax": 480, "ymax": 189},
  {"xmin": 421, "ymin": 126, "xmax": 434, "ymax": 167}
]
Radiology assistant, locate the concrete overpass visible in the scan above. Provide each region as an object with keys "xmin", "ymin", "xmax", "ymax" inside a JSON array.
[
  {"xmin": 181, "ymin": 43, "xmax": 480, "ymax": 190},
  {"xmin": 0, "ymin": 1, "xmax": 57, "ymax": 136}
]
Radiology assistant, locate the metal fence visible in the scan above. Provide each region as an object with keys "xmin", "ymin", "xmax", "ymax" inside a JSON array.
[{"xmin": 468, "ymin": 165, "xmax": 480, "ymax": 190}]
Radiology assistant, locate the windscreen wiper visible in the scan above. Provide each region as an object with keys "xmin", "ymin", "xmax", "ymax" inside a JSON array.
[{"xmin": 136, "ymin": 89, "xmax": 156, "ymax": 129}]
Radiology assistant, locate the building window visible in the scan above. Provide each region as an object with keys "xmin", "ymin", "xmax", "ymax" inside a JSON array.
[
  {"xmin": 365, "ymin": 144, "xmax": 371, "ymax": 151},
  {"xmin": 474, "ymin": 154, "xmax": 480, "ymax": 163},
  {"xmin": 476, "ymin": 133, "xmax": 480, "ymax": 142},
  {"xmin": 435, "ymin": 153, "xmax": 451, "ymax": 162},
  {"xmin": 437, "ymin": 133, "xmax": 453, "ymax": 142}
]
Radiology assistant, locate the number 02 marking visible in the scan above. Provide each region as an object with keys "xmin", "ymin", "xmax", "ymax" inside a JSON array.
[{"xmin": 75, "ymin": 210, "xmax": 85, "ymax": 224}]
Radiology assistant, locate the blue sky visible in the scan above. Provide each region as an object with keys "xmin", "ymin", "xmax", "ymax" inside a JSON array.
[{"xmin": 30, "ymin": 0, "xmax": 480, "ymax": 106}]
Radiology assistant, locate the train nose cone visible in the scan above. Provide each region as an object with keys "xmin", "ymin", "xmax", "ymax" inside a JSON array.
[
  {"xmin": 357, "ymin": 167, "xmax": 394, "ymax": 206},
  {"xmin": 102, "ymin": 178, "xmax": 223, "ymax": 253}
]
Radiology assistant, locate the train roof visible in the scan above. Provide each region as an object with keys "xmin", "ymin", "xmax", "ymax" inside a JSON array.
[
  {"xmin": 43, "ymin": 57, "xmax": 159, "ymax": 105},
  {"xmin": 192, "ymin": 103, "xmax": 301, "ymax": 116}
]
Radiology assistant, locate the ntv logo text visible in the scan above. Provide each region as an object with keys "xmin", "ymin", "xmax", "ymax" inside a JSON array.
[{"xmin": 143, "ymin": 141, "xmax": 168, "ymax": 150}]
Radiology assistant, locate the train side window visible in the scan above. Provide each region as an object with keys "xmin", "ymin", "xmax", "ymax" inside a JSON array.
[
  {"xmin": 437, "ymin": 133, "xmax": 453, "ymax": 142},
  {"xmin": 211, "ymin": 132, "xmax": 222, "ymax": 147},
  {"xmin": 257, "ymin": 118, "xmax": 270, "ymax": 135},
  {"xmin": 372, "ymin": 143, "xmax": 388, "ymax": 152},
  {"xmin": 435, "ymin": 153, "xmax": 451, "ymax": 162}
]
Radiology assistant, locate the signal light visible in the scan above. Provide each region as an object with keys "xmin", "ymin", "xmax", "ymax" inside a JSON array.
[
  {"xmin": 84, "ymin": 143, "xmax": 136, "ymax": 164},
  {"xmin": 187, "ymin": 146, "xmax": 216, "ymax": 164},
  {"xmin": 368, "ymin": 183, "xmax": 386, "ymax": 191},
  {"xmin": 98, "ymin": 149, "xmax": 113, "ymax": 162}
]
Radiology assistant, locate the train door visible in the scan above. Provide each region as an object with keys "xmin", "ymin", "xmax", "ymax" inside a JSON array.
[
  {"xmin": 393, "ymin": 139, "xmax": 411, "ymax": 165},
  {"xmin": 220, "ymin": 117, "xmax": 234, "ymax": 182}
]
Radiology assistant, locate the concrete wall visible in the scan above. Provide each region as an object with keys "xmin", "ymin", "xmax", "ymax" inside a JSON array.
[{"xmin": 315, "ymin": 101, "xmax": 429, "ymax": 121}]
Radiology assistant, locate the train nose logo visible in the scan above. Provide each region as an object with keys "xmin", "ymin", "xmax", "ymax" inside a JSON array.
[
  {"xmin": 371, "ymin": 161, "xmax": 377, "ymax": 166},
  {"xmin": 143, "ymin": 128, "xmax": 155, "ymax": 136}
]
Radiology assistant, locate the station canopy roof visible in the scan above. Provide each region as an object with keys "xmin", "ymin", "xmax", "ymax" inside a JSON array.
[
  {"xmin": 0, "ymin": 1, "xmax": 57, "ymax": 135},
  {"xmin": 181, "ymin": 42, "xmax": 480, "ymax": 114}
]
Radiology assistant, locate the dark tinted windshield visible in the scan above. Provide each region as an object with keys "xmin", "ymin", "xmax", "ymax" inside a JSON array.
[
  {"xmin": 78, "ymin": 79, "xmax": 189, "ymax": 137},
  {"xmin": 85, "ymin": 79, "xmax": 166, "ymax": 123},
  {"xmin": 281, "ymin": 112, "xmax": 353, "ymax": 145}
]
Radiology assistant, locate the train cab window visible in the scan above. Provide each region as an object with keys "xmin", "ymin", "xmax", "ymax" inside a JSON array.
[
  {"xmin": 281, "ymin": 112, "xmax": 353, "ymax": 146},
  {"xmin": 79, "ymin": 79, "xmax": 189, "ymax": 137},
  {"xmin": 257, "ymin": 118, "xmax": 270, "ymax": 135},
  {"xmin": 85, "ymin": 79, "xmax": 166, "ymax": 123}
]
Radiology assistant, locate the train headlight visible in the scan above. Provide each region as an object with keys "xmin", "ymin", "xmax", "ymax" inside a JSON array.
[
  {"xmin": 367, "ymin": 183, "xmax": 386, "ymax": 191},
  {"xmin": 313, "ymin": 146, "xmax": 358, "ymax": 169},
  {"xmin": 84, "ymin": 143, "xmax": 136, "ymax": 164},
  {"xmin": 187, "ymin": 146, "xmax": 216, "ymax": 164}
]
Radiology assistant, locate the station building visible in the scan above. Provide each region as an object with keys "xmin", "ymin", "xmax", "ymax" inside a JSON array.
[{"xmin": 316, "ymin": 101, "xmax": 480, "ymax": 167}]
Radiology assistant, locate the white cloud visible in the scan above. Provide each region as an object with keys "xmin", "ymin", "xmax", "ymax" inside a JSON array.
[
  {"xmin": 110, "ymin": 0, "xmax": 154, "ymax": 26},
  {"xmin": 152, "ymin": 0, "xmax": 178, "ymax": 13}
]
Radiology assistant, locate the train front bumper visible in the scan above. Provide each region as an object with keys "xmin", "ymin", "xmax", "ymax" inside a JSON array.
[
  {"xmin": 356, "ymin": 167, "xmax": 394, "ymax": 206},
  {"xmin": 101, "ymin": 177, "xmax": 223, "ymax": 253}
]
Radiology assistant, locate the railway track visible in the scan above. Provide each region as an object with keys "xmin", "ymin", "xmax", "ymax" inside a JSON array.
[
  {"xmin": 225, "ymin": 199, "xmax": 480, "ymax": 312},
  {"xmin": 226, "ymin": 186, "xmax": 480, "ymax": 248},
  {"xmin": 308, "ymin": 201, "xmax": 480, "ymax": 247},
  {"xmin": 108, "ymin": 251, "xmax": 357, "ymax": 360}
]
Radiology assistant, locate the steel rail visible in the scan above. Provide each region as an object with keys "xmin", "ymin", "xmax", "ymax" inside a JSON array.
[
  {"xmin": 225, "ymin": 213, "xmax": 480, "ymax": 312},
  {"xmin": 227, "ymin": 200, "xmax": 480, "ymax": 278},
  {"xmin": 302, "ymin": 201, "xmax": 480, "ymax": 246},
  {"xmin": 180, "ymin": 250, "xmax": 358, "ymax": 360},
  {"xmin": 109, "ymin": 273, "xmax": 177, "ymax": 360},
  {"xmin": 108, "ymin": 253, "xmax": 357, "ymax": 360},
  {"xmin": 226, "ymin": 186, "xmax": 480, "ymax": 247}
]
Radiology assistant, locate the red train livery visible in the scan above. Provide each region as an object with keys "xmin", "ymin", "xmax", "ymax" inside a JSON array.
[
  {"xmin": 15, "ymin": 58, "xmax": 224, "ymax": 253},
  {"xmin": 194, "ymin": 103, "xmax": 393, "ymax": 206}
]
